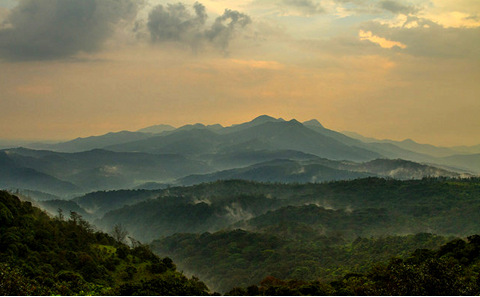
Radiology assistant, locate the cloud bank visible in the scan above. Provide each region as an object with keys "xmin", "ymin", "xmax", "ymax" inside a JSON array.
[
  {"xmin": 360, "ymin": 16, "xmax": 480, "ymax": 58},
  {"xmin": 147, "ymin": 2, "xmax": 251, "ymax": 53},
  {"xmin": 0, "ymin": 0, "xmax": 142, "ymax": 61}
]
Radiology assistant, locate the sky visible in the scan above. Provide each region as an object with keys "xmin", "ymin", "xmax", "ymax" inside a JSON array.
[{"xmin": 0, "ymin": 0, "xmax": 478, "ymax": 146}]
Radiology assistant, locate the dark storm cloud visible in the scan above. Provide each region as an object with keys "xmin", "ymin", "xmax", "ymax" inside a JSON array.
[
  {"xmin": 147, "ymin": 2, "xmax": 251, "ymax": 53},
  {"xmin": 0, "ymin": 0, "xmax": 142, "ymax": 61},
  {"xmin": 147, "ymin": 2, "xmax": 206, "ymax": 45},
  {"xmin": 205, "ymin": 9, "xmax": 251, "ymax": 52},
  {"xmin": 378, "ymin": 0, "xmax": 417, "ymax": 15}
]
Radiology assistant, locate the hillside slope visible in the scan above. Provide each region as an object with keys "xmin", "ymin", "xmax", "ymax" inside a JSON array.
[{"xmin": 0, "ymin": 191, "xmax": 211, "ymax": 295}]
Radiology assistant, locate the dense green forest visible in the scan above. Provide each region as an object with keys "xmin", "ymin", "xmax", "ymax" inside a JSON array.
[
  {"xmin": 0, "ymin": 191, "xmax": 210, "ymax": 295},
  {"xmin": 152, "ymin": 231, "xmax": 453, "ymax": 292},
  {"xmin": 98, "ymin": 177, "xmax": 480, "ymax": 242},
  {"xmin": 3, "ymin": 177, "xmax": 480, "ymax": 295},
  {"xmin": 224, "ymin": 234, "xmax": 480, "ymax": 295}
]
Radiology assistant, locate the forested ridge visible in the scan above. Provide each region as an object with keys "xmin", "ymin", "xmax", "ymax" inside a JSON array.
[
  {"xmin": 0, "ymin": 190, "xmax": 210, "ymax": 295},
  {"xmin": 99, "ymin": 177, "xmax": 480, "ymax": 242},
  {"xmin": 3, "ymin": 178, "xmax": 480, "ymax": 295},
  {"xmin": 153, "ymin": 231, "xmax": 455, "ymax": 292},
  {"xmin": 147, "ymin": 177, "xmax": 480, "ymax": 293},
  {"xmin": 224, "ymin": 234, "xmax": 480, "ymax": 295}
]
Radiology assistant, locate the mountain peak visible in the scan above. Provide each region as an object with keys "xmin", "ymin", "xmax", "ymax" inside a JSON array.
[
  {"xmin": 251, "ymin": 115, "xmax": 282, "ymax": 124},
  {"xmin": 303, "ymin": 119, "xmax": 324, "ymax": 128},
  {"xmin": 287, "ymin": 119, "xmax": 302, "ymax": 125},
  {"xmin": 137, "ymin": 124, "xmax": 176, "ymax": 134},
  {"xmin": 401, "ymin": 139, "xmax": 417, "ymax": 144}
]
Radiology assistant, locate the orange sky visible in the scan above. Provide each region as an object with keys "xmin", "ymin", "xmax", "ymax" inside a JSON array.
[{"xmin": 0, "ymin": 0, "xmax": 479, "ymax": 146}]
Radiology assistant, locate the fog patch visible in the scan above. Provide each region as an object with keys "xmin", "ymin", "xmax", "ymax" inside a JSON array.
[
  {"xmin": 100, "ymin": 165, "xmax": 121, "ymax": 175},
  {"xmin": 83, "ymin": 205, "xmax": 100, "ymax": 215},
  {"xmin": 306, "ymin": 200, "xmax": 335, "ymax": 210},
  {"xmin": 293, "ymin": 166, "xmax": 305, "ymax": 174},
  {"xmin": 193, "ymin": 197, "xmax": 212, "ymax": 205},
  {"xmin": 224, "ymin": 202, "xmax": 253, "ymax": 222}
]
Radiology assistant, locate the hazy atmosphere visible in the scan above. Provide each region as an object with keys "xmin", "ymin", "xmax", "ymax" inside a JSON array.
[
  {"xmin": 2, "ymin": 2, "xmax": 480, "ymax": 295},
  {"xmin": 0, "ymin": 0, "xmax": 479, "ymax": 146}
]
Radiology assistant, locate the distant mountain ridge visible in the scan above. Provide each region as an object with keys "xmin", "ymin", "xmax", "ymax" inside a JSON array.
[
  {"xmin": 177, "ymin": 158, "xmax": 463, "ymax": 186},
  {"xmin": 1, "ymin": 115, "xmax": 478, "ymax": 196},
  {"xmin": 137, "ymin": 124, "xmax": 176, "ymax": 134},
  {"xmin": 16, "ymin": 115, "xmax": 479, "ymax": 163},
  {"xmin": 342, "ymin": 131, "xmax": 475, "ymax": 158},
  {"xmin": 0, "ymin": 148, "xmax": 212, "ymax": 196},
  {"xmin": 29, "ymin": 131, "xmax": 154, "ymax": 153}
]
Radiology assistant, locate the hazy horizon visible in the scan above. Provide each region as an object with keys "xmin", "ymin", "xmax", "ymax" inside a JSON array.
[
  {"xmin": 1, "ymin": 0, "xmax": 479, "ymax": 147},
  {"xmin": 0, "ymin": 114, "xmax": 478, "ymax": 149}
]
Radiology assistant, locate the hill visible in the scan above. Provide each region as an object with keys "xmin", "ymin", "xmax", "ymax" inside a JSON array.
[
  {"xmin": 137, "ymin": 124, "xmax": 176, "ymax": 134},
  {"xmin": 176, "ymin": 158, "xmax": 462, "ymax": 186},
  {"xmin": 177, "ymin": 159, "xmax": 374, "ymax": 185},
  {"xmin": 29, "ymin": 131, "xmax": 154, "ymax": 153},
  {"xmin": 342, "ymin": 132, "xmax": 463, "ymax": 157},
  {"xmin": 220, "ymin": 235, "xmax": 480, "ymax": 295},
  {"xmin": 441, "ymin": 153, "xmax": 480, "ymax": 173},
  {"xmin": 1, "ymin": 148, "xmax": 211, "ymax": 195},
  {"xmin": 0, "ymin": 151, "xmax": 82, "ymax": 196},
  {"xmin": 1, "ymin": 115, "xmax": 477, "ymax": 198},
  {"xmin": 0, "ymin": 190, "xmax": 211, "ymax": 295},
  {"xmin": 97, "ymin": 177, "xmax": 480, "ymax": 243},
  {"xmin": 73, "ymin": 189, "xmax": 163, "ymax": 218},
  {"xmin": 152, "ymin": 231, "xmax": 452, "ymax": 293},
  {"xmin": 105, "ymin": 117, "xmax": 382, "ymax": 161}
]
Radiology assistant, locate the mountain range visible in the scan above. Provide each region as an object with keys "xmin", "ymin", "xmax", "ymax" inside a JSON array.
[
  {"xmin": 0, "ymin": 115, "xmax": 478, "ymax": 197},
  {"xmin": 2, "ymin": 115, "xmax": 479, "ymax": 296}
]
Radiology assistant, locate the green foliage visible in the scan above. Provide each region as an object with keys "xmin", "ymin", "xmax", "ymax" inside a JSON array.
[
  {"xmin": 115, "ymin": 272, "xmax": 210, "ymax": 296},
  {"xmin": 101, "ymin": 177, "xmax": 480, "ymax": 242},
  {"xmin": 0, "ymin": 191, "xmax": 211, "ymax": 296},
  {"xmin": 4, "ymin": 176, "xmax": 480, "ymax": 295},
  {"xmin": 0, "ymin": 263, "xmax": 50, "ymax": 295},
  {"xmin": 224, "ymin": 235, "xmax": 480, "ymax": 295},
  {"xmin": 152, "ymin": 229, "xmax": 451, "ymax": 293}
]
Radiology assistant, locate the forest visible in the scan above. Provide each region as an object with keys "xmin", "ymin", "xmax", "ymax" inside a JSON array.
[
  {"xmin": 0, "ymin": 191, "xmax": 210, "ymax": 295},
  {"xmin": 2, "ymin": 177, "xmax": 480, "ymax": 295},
  {"xmin": 96, "ymin": 177, "xmax": 480, "ymax": 242}
]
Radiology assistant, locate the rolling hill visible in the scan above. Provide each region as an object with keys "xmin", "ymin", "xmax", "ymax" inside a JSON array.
[
  {"xmin": 0, "ymin": 148, "xmax": 212, "ymax": 195},
  {"xmin": 1, "ymin": 115, "xmax": 478, "ymax": 197}
]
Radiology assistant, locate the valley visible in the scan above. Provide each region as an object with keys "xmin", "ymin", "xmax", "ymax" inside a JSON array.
[{"xmin": 1, "ymin": 115, "xmax": 480, "ymax": 295}]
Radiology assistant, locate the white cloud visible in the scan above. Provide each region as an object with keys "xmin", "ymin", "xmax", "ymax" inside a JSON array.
[{"xmin": 359, "ymin": 29, "xmax": 407, "ymax": 48}]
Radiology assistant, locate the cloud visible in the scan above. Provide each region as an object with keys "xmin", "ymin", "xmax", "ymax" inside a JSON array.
[
  {"xmin": 465, "ymin": 14, "xmax": 479, "ymax": 21},
  {"xmin": 330, "ymin": 0, "xmax": 419, "ymax": 16},
  {"xmin": 147, "ymin": 2, "xmax": 251, "ymax": 53},
  {"xmin": 378, "ymin": 0, "xmax": 417, "ymax": 15},
  {"xmin": 281, "ymin": 0, "xmax": 325, "ymax": 15},
  {"xmin": 251, "ymin": 0, "xmax": 324, "ymax": 16},
  {"xmin": 360, "ymin": 17, "xmax": 480, "ymax": 58},
  {"xmin": 359, "ymin": 30, "xmax": 406, "ymax": 49},
  {"xmin": 147, "ymin": 2, "xmax": 206, "ymax": 46},
  {"xmin": 0, "ymin": 0, "xmax": 142, "ymax": 61},
  {"xmin": 205, "ymin": 9, "xmax": 251, "ymax": 52}
]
